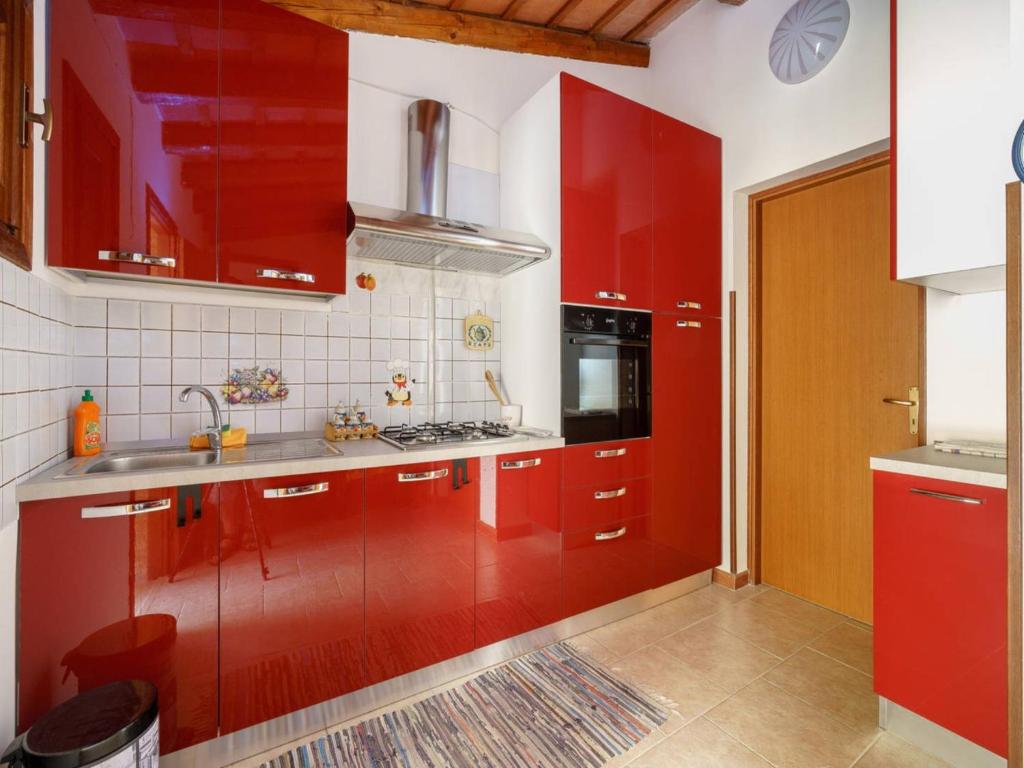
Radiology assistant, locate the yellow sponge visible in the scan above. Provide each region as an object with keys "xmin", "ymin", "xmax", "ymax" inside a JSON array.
[{"xmin": 189, "ymin": 427, "xmax": 247, "ymax": 450}]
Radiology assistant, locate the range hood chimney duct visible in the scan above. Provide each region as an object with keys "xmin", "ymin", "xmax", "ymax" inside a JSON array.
[{"xmin": 406, "ymin": 100, "xmax": 450, "ymax": 218}]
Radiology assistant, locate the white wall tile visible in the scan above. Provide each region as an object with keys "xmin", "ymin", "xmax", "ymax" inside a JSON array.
[
  {"xmin": 255, "ymin": 309, "xmax": 280, "ymax": 334},
  {"xmin": 254, "ymin": 409, "xmax": 280, "ymax": 434},
  {"xmin": 74, "ymin": 327, "xmax": 106, "ymax": 356},
  {"xmin": 74, "ymin": 357, "xmax": 107, "ymax": 386},
  {"xmin": 108, "ymin": 358, "xmax": 140, "ymax": 387},
  {"xmin": 141, "ymin": 386, "xmax": 171, "ymax": 414},
  {"xmin": 141, "ymin": 358, "xmax": 171, "ymax": 386},
  {"xmin": 304, "ymin": 312, "xmax": 328, "ymax": 336},
  {"xmin": 141, "ymin": 330, "xmax": 171, "ymax": 358},
  {"xmin": 107, "ymin": 329, "xmax": 140, "ymax": 357},
  {"xmin": 305, "ymin": 360, "xmax": 327, "ymax": 384},
  {"xmin": 141, "ymin": 302, "xmax": 171, "ymax": 330},
  {"xmin": 172, "ymin": 358, "xmax": 201, "ymax": 385},
  {"xmin": 281, "ymin": 409, "xmax": 304, "ymax": 432},
  {"xmin": 255, "ymin": 334, "xmax": 280, "ymax": 358},
  {"xmin": 305, "ymin": 337, "xmax": 327, "ymax": 360},
  {"xmin": 230, "ymin": 307, "xmax": 255, "ymax": 333},
  {"xmin": 281, "ymin": 310, "xmax": 304, "ymax": 335},
  {"xmin": 328, "ymin": 338, "xmax": 348, "ymax": 361},
  {"xmin": 107, "ymin": 387, "xmax": 139, "ymax": 415},
  {"xmin": 201, "ymin": 332, "xmax": 228, "ymax": 359},
  {"xmin": 201, "ymin": 305, "xmax": 228, "ymax": 332},
  {"xmin": 172, "ymin": 331, "xmax": 201, "ymax": 358},
  {"xmin": 73, "ymin": 297, "xmax": 106, "ymax": 327},
  {"xmin": 328, "ymin": 313, "xmax": 348, "ymax": 337},
  {"xmin": 140, "ymin": 414, "xmax": 171, "ymax": 440},
  {"xmin": 107, "ymin": 300, "xmax": 140, "ymax": 329},
  {"xmin": 349, "ymin": 315, "xmax": 370, "ymax": 338},
  {"xmin": 172, "ymin": 304, "xmax": 200, "ymax": 331},
  {"xmin": 229, "ymin": 334, "xmax": 255, "ymax": 358},
  {"xmin": 108, "ymin": 415, "xmax": 140, "ymax": 442},
  {"xmin": 348, "ymin": 291, "xmax": 371, "ymax": 315}
]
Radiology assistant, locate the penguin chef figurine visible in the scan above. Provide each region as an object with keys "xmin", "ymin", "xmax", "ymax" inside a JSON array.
[{"xmin": 385, "ymin": 359, "xmax": 414, "ymax": 408}]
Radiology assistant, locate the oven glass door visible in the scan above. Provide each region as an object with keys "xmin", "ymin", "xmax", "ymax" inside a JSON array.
[{"xmin": 562, "ymin": 334, "xmax": 650, "ymax": 444}]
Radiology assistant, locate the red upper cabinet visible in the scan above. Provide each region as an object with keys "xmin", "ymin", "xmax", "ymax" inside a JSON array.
[
  {"xmin": 19, "ymin": 486, "xmax": 220, "ymax": 754},
  {"xmin": 476, "ymin": 450, "xmax": 563, "ymax": 647},
  {"xmin": 651, "ymin": 315, "xmax": 721, "ymax": 587},
  {"xmin": 218, "ymin": 0, "xmax": 348, "ymax": 294},
  {"xmin": 365, "ymin": 460, "xmax": 478, "ymax": 683},
  {"xmin": 561, "ymin": 74, "xmax": 652, "ymax": 310},
  {"xmin": 48, "ymin": 0, "xmax": 219, "ymax": 281},
  {"xmin": 874, "ymin": 471, "xmax": 1007, "ymax": 758},
  {"xmin": 652, "ymin": 112, "xmax": 722, "ymax": 317},
  {"xmin": 218, "ymin": 471, "xmax": 365, "ymax": 735}
]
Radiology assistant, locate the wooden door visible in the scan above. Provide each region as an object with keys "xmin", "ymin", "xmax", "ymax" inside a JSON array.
[{"xmin": 754, "ymin": 155, "xmax": 923, "ymax": 622}]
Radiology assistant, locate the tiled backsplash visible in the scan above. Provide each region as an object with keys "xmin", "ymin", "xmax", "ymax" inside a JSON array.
[
  {"xmin": 0, "ymin": 261, "xmax": 74, "ymax": 528},
  {"xmin": 71, "ymin": 281, "xmax": 503, "ymax": 443}
]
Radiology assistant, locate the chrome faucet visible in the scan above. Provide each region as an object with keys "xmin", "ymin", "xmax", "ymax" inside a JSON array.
[{"xmin": 178, "ymin": 386, "xmax": 223, "ymax": 452}]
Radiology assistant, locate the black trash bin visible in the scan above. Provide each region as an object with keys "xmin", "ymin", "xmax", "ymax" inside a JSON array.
[{"xmin": 1, "ymin": 680, "xmax": 159, "ymax": 767}]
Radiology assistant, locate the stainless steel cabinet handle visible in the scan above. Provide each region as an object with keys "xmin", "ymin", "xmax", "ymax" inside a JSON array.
[
  {"xmin": 594, "ymin": 487, "xmax": 627, "ymax": 500},
  {"xmin": 677, "ymin": 300, "xmax": 702, "ymax": 310},
  {"xmin": 501, "ymin": 458, "xmax": 542, "ymax": 470},
  {"xmin": 594, "ymin": 448, "xmax": 626, "ymax": 458},
  {"xmin": 594, "ymin": 526, "xmax": 627, "ymax": 541},
  {"xmin": 82, "ymin": 498, "xmax": 172, "ymax": 519},
  {"xmin": 595, "ymin": 291, "xmax": 627, "ymax": 301},
  {"xmin": 677, "ymin": 320, "xmax": 703, "ymax": 328},
  {"xmin": 256, "ymin": 268, "xmax": 315, "ymax": 284},
  {"xmin": 263, "ymin": 482, "xmax": 329, "ymax": 499},
  {"xmin": 398, "ymin": 468, "xmax": 449, "ymax": 483},
  {"xmin": 910, "ymin": 488, "xmax": 984, "ymax": 505},
  {"xmin": 99, "ymin": 251, "xmax": 176, "ymax": 269}
]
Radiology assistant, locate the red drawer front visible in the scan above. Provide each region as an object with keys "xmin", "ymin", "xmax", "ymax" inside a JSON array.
[
  {"xmin": 873, "ymin": 471, "xmax": 1007, "ymax": 757},
  {"xmin": 563, "ymin": 476, "xmax": 652, "ymax": 533},
  {"xmin": 563, "ymin": 515, "xmax": 654, "ymax": 617},
  {"xmin": 563, "ymin": 439, "xmax": 652, "ymax": 488}
]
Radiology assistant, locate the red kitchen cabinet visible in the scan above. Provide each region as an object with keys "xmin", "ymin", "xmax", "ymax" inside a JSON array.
[
  {"xmin": 218, "ymin": 0, "xmax": 348, "ymax": 294},
  {"xmin": 19, "ymin": 486, "xmax": 219, "ymax": 754},
  {"xmin": 563, "ymin": 439, "xmax": 652, "ymax": 487},
  {"xmin": 48, "ymin": 0, "xmax": 218, "ymax": 281},
  {"xmin": 874, "ymin": 471, "xmax": 1007, "ymax": 757},
  {"xmin": 561, "ymin": 74, "xmax": 652, "ymax": 310},
  {"xmin": 653, "ymin": 112, "xmax": 722, "ymax": 317},
  {"xmin": 563, "ymin": 476, "xmax": 652, "ymax": 533},
  {"xmin": 365, "ymin": 460, "xmax": 478, "ymax": 682},
  {"xmin": 476, "ymin": 450, "xmax": 563, "ymax": 647},
  {"xmin": 218, "ymin": 471, "xmax": 364, "ymax": 735},
  {"xmin": 563, "ymin": 515, "xmax": 654, "ymax": 617},
  {"xmin": 651, "ymin": 314, "xmax": 721, "ymax": 587}
]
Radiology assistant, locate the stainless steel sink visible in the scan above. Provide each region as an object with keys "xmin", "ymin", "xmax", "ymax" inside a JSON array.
[{"xmin": 85, "ymin": 451, "xmax": 219, "ymax": 474}]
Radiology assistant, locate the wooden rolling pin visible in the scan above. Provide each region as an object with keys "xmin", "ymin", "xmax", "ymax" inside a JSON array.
[{"xmin": 485, "ymin": 370, "xmax": 506, "ymax": 406}]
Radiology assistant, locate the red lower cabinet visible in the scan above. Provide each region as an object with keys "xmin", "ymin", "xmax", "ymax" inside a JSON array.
[
  {"xmin": 563, "ymin": 515, "xmax": 654, "ymax": 617},
  {"xmin": 19, "ymin": 486, "xmax": 219, "ymax": 754},
  {"xmin": 651, "ymin": 314, "xmax": 722, "ymax": 587},
  {"xmin": 476, "ymin": 450, "xmax": 563, "ymax": 647},
  {"xmin": 874, "ymin": 470, "xmax": 1007, "ymax": 757},
  {"xmin": 365, "ymin": 460, "xmax": 478, "ymax": 682},
  {"xmin": 218, "ymin": 472, "xmax": 365, "ymax": 735}
]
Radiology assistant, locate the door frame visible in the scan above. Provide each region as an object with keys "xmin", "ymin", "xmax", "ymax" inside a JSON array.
[{"xmin": 746, "ymin": 150, "xmax": 926, "ymax": 585}]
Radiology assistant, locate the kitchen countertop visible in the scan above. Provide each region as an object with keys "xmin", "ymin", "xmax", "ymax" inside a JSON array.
[
  {"xmin": 869, "ymin": 445, "xmax": 1007, "ymax": 489},
  {"xmin": 17, "ymin": 431, "xmax": 566, "ymax": 503}
]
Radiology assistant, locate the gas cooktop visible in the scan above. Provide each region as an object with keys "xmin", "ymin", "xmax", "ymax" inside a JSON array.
[{"xmin": 377, "ymin": 421, "xmax": 523, "ymax": 451}]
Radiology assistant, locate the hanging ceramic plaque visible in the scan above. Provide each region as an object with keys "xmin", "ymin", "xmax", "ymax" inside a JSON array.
[{"xmin": 464, "ymin": 311, "xmax": 494, "ymax": 351}]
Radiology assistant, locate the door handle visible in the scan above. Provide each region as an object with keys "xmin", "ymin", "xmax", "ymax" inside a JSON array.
[
  {"xmin": 21, "ymin": 84, "xmax": 52, "ymax": 146},
  {"xmin": 882, "ymin": 386, "xmax": 920, "ymax": 436},
  {"xmin": 99, "ymin": 251, "xmax": 176, "ymax": 269},
  {"xmin": 594, "ymin": 487, "xmax": 626, "ymax": 500},
  {"xmin": 501, "ymin": 458, "xmax": 542, "ymax": 470},
  {"xmin": 82, "ymin": 498, "xmax": 172, "ymax": 519},
  {"xmin": 594, "ymin": 526, "xmax": 627, "ymax": 541},
  {"xmin": 263, "ymin": 482, "xmax": 329, "ymax": 499},
  {"xmin": 910, "ymin": 488, "xmax": 983, "ymax": 505},
  {"xmin": 398, "ymin": 468, "xmax": 449, "ymax": 482},
  {"xmin": 256, "ymin": 268, "xmax": 315, "ymax": 284},
  {"xmin": 594, "ymin": 447, "xmax": 626, "ymax": 458},
  {"xmin": 595, "ymin": 291, "xmax": 627, "ymax": 301}
]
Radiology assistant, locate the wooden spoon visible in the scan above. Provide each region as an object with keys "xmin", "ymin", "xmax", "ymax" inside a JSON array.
[{"xmin": 485, "ymin": 370, "xmax": 506, "ymax": 406}]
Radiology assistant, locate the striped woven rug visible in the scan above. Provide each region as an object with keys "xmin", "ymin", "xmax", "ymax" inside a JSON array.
[{"xmin": 258, "ymin": 642, "xmax": 669, "ymax": 768}]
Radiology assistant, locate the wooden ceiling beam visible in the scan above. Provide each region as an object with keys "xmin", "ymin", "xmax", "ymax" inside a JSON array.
[
  {"xmin": 501, "ymin": 0, "xmax": 530, "ymax": 19},
  {"xmin": 267, "ymin": 0, "xmax": 651, "ymax": 67}
]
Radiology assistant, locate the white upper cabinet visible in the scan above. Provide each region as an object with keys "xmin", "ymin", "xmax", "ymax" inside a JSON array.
[{"xmin": 896, "ymin": 0, "xmax": 1020, "ymax": 292}]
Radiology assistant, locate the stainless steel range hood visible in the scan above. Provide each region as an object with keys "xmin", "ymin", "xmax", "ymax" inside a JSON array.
[{"xmin": 347, "ymin": 99, "xmax": 550, "ymax": 277}]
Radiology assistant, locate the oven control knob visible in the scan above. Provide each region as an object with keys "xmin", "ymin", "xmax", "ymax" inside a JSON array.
[
  {"xmin": 625, "ymin": 317, "xmax": 637, "ymax": 334},
  {"xmin": 582, "ymin": 313, "xmax": 595, "ymax": 330}
]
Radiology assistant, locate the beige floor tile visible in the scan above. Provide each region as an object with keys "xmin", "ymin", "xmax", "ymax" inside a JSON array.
[
  {"xmin": 763, "ymin": 648, "xmax": 878, "ymax": 733},
  {"xmin": 628, "ymin": 716, "xmax": 773, "ymax": 768},
  {"xmin": 223, "ymin": 730, "xmax": 330, "ymax": 768},
  {"xmin": 810, "ymin": 620, "xmax": 874, "ymax": 675},
  {"xmin": 611, "ymin": 645, "xmax": 730, "ymax": 723},
  {"xmin": 853, "ymin": 732, "xmax": 950, "ymax": 767},
  {"xmin": 707, "ymin": 678, "xmax": 878, "ymax": 768},
  {"xmin": 589, "ymin": 590, "xmax": 721, "ymax": 656},
  {"xmin": 708, "ymin": 598, "xmax": 825, "ymax": 658},
  {"xmin": 657, "ymin": 619, "xmax": 782, "ymax": 693},
  {"xmin": 567, "ymin": 631, "xmax": 621, "ymax": 665},
  {"xmin": 750, "ymin": 587, "xmax": 847, "ymax": 633},
  {"xmin": 700, "ymin": 582, "xmax": 768, "ymax": 608},
  {"xmin": 606, "ymin": 729, "xmax": 667, "ymax": 768}
]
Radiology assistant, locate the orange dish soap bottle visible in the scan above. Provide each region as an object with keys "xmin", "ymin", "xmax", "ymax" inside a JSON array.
[{"xmin": 73, "ymin": 389, "xmax": 102, "ymax": 456}]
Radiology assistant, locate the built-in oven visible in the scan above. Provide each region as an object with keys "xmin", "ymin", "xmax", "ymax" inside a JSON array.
[{"xmin": 561, "ymin": 305, "xmax": 651, "ymax": 445}]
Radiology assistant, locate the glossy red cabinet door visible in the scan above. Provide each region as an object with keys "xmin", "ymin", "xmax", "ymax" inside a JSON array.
[
  {"xmin": 48, "ymin": 0, "xmax": 218, "ymax": 282},
  {"xmin": 563, "ymin": 515, "xmax": 654, "ymax": 617},
  {"xmin": 218, "ymin": 471, "xmax": 364, "ymax": 734},
  {"xmin": 561, "ymin": 74, "xmax": 652, "ymax": 310},
  {"xmin": 19, "ymin": 487, "xmax": 219, "ymax": 754},
  {"xmin": 874, "ymin": 471, "xmax": 1007, "ymax": 757},
  {"xmin": 651, "ymin": 315, "xmax": 722, "ymax": 587},
  {"xmin": 218, "ymin": 0, "xmax": 348, "ymax": 294},
  {"xmin": 563, "ymin": 439, "xmax": 652, "ymax": 487},
  {"xmin": 365, "ymin": 460, "xmax": 477, "ymax": 682},
  {"xmin": 652, "ymin": 112, "xmax": 722, "ymax": 317},
  {"xmin": 476, "ymin": 450, "xmax": 563, "ymax": 647}
]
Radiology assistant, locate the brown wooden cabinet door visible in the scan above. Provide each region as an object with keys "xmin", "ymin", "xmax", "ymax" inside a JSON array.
[{"xmin": 0, "ymin": 0, "xmax": 32, "ymax": 269}]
